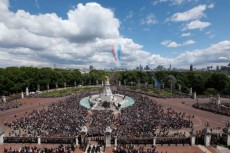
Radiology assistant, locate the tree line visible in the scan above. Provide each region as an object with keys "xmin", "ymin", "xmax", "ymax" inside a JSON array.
[
  {"xmin": 0, "ymin": 67, "xmax": 109, "ymax": 96},
  {"xmin": 116, "ymin": 70, "xmax": 230, "ymax": 95},
  {"xmin": 0, "ymin": 67, "xmax": 229, "ymax": 96}
]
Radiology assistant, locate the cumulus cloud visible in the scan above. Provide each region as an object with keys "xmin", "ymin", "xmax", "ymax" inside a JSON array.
[
  {"xmin": 0, "ymin": 0, "xmax": 228, "ymax": 70},
  {"xmin": 168, "ymin": 5, "xmax": 207, "ymax": 22},
  {"xmin": 173, "ymin": 41, "xmax": 230, "ymax": 67},
  {"xmin": 161, "ymin": 40, "xmax": 195, "ymax": 48},
  {"xmin": 184, "ymin": 20, "xmax": 211, "ymax": 30}
]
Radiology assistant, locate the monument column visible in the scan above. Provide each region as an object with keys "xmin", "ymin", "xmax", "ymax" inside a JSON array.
[
  {"xmin": 21, "ymin": 92, "xmax": 24, "ymax": 99},
  {"xmin": 75, "ymin": 136, "xmax": 79, "ymax": 147},
  {"xmin": 216, "ymin": 93, "xmax": 221, "ymax": 106},
  {"xmin": 203, "ymin": 122, "xmax": 211, "ymax": 146},
  {"xmin": 104, "ymin": 126, "xmax": 112, "ymax": 147},
  {"xmin": 222, "ymin": 121, "xmax": 230, "ymax": 147},
  {"xmin": 189, "ymin": 88, "xmax": 193, "ymax": 97},
  {"xmin": 178, "ymin": 84, "xmax": 181, "ymax": 92},
  {"xmin": 190, "ymin": 127, "xmax": 196, "ymax": 146},
  {"xmin": 80, "ymin": 126, "xmax": 88, "ymax": 146},
  {"xmin": 26, "ymin": 87, "xmax": 29, "ymax": 96},
  {"xmin": 0, "ymin": 132, "xmax": 4, "ymax": 145},
  {"xmin": 1, "ymin": 96, "xmax": 6, "ymax": 102},
  {"xmin": 37, "ymin": 136, "xmax": 41, "ymax": 145},
  {"xmin": 193, "ymin": 91, "xmax": 197, "ymax": 99}
]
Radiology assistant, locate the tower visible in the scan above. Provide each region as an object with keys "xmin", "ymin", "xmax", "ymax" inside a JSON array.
[{"xmin": 190, "ymin": 64, "xmax": 193, "ymax": 71}]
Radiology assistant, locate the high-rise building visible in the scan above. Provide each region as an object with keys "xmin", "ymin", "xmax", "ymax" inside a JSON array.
[
  {"xmin": 190, "ymin": 64, "xmax": 193, "ymax": 71},
  {"xmin": 89, "ymin": 65, "xmax": 94, "ymax": 71}
]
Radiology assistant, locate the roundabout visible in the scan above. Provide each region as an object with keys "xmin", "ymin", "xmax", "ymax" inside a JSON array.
[{"xmin": 80, "ymin": 76, "xmax": 135, "ymax": 110}]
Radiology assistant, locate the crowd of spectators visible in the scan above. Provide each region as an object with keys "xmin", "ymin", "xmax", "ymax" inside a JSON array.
[
  {"xmin": 116, "ymin": 91, "xmax": 192, "ymax": 140},
  {"xmin": 0, "ymin": 101, "xmax": 23, "ymax": 111},
  {"xmin": 193, "ymin": 102, "xmax": 230, "ymax": 116},
  {"xmin": 88, "ymin": 110, "xmax": 116, "ymax": 136},
  {"xmin": 3, "ymin": 144, "xmax": 76, "ymax": 153},
  {"xmin": 5, "ymin": 90, "xmax": 192, "ymax": 143},
  {"xmin": 114, "ymin": 145, "xmax": 157, "ymax": 153},
  {"xmin": 5, "ymin": 92, "xmax": 91, "ymax": 137}
]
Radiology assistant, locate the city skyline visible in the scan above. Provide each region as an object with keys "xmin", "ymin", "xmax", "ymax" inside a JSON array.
[{"xmin": 0, "ymin": 0, "xmax": 229, "ymax": 69}]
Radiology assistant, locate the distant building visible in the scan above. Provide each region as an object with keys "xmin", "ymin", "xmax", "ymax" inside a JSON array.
[
  {"xmin": 169, "ymin": 63, "xmax": 172, "ymax": 70},
  {"xmin": 156, "ymin": 65, "xmax": 164, "ymax": 71},
  {"xmin": 139, "ymin": 64, "xmax": 143, "ymax": 71},
  {"xmin": 216, "ymin": 66, "xmax": 220, "ymax": 71},
  {"xmin": 190, "ymin": 64, "xmax": 193, "ymax": 71},
  {"xmin": 145, "ymin": 65, "xmax": 150, "ymax": 70},
  {"xmin": 89, "ymin": 65, "xmax": 94, "ymax": 71}
]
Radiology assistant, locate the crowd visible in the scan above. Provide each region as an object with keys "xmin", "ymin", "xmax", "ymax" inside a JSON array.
[
  {"xmin": 5, "ymin": 92, "xmax": 91, "ymax": 137},
  {"xmin": 114, "ymin": 145, "xmax": 157, "ymax": 153},
  {"xmin": 5, "ymin": 90, "xmax": 192, "ymax": 143},
  {"xmin": 116, "ymin": 91, "xmax": 192, "ymax": 139},
  {"xmin": 0, "ymin": 101, "xmax": 23, "ymax": 111},
  {"xmin": 3, "ymin": 145, "xmax": 76, "ymax": 153},
  {"xmin": 193, "ymin": 102, "xmax": 230, "ymax": 116},
  {"xmin": 88, "ymin": 110, "xmax": 116, "ymax": 136}
]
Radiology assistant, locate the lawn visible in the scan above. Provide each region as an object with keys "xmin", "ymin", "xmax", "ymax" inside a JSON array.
[{"xmin": 39, "ymin": 86, "xmax": 100, "ymax": 96}]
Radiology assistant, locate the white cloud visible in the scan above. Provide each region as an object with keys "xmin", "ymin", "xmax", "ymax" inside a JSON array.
[
  {"xmin": 161, "ymin": 40, "xmax": 195, "ymax": 48},
  {"xmin": 140, "ymin": 14, "xmax": 157, "ymax": 25},
  {"xmin": 168, "ymin": 5, "xmax": 207, "ymax": 22},
  {"xmin": 173, "ymin": 41, "xmax": 230, "ymax": 68},
  {"xmin": 181, "ymin": 32, "xmax": 191, "ymax": 37},
  {"xmin": 184, "ymin": 20, "xmax": 211, "ymax": 30},
  {"xmin": 153, "ymin": 0, "xmax": 198, "ymax": 6},
  {"xmin": 0, "ymin": 0, "xmax": 228, "ymax": 70},
  {"xmin": 207, "ymin": 3, "xmax": 214, "ymax": 9}
]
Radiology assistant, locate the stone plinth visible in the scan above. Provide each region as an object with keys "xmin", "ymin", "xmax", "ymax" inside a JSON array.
[
  {"xmin": 153, "ymin": 137, "xmax": 156, "ymax": 146},
  {"xmin": 1, "ymin": 96, "xmax": 6, "ymax": 102},
  {"xmin": 37, "ymin": 136, "xmax": 41, "ymax": 145},
  {"xmin": 193, "ymin": 92, "xmax": 197, "ymax": 99},
  {"xmin": 26, "ymin": 87, "xmax": 29, "ymax": 96},
  {"xmin": 0, "ymin": 132, "xmax": 4, "ymax": 145},
  {"xmin": 21, "ymin": 92, "xmax": 24, "ymax": 99},
  {"xmin": 104, "ymin": 126, "xmax": 112, "ymax": 147},
  {"xmin": 80, "ymin": 126, "xmax": 88, "ymax": 145}
]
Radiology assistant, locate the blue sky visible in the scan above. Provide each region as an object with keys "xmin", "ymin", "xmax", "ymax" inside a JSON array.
[{"xmin": 0, "ymin": 0, "xmax": 229, "ymax": 69}]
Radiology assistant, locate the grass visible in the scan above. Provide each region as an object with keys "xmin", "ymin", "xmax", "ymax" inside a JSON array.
[
  {"xmin": 39, "ymin": 86, "xmax": 100, "ymax": 96},
  {"xmin": 125, "ymin": 86, "xmax": 174, "ymax": 97}
]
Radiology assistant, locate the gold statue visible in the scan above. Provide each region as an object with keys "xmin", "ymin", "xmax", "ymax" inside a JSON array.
[{"xmin": 105, "ymin": 76, "xmax": 110, "ymax": 82}]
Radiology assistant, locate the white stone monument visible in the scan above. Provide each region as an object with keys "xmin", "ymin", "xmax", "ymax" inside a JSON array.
[
  {"xmin": 216, "ymin": 93, "xmax": 221, "ymax": 106},
  {"xmin": 190, "ymin": 127, "xmax": 196, "ymax": 146},
  {"xmin": 74, "ymin": 81, "xmax": 76, "ymax": 88},
  {"xmin": 193, "ymin": 91, "xmax": 197, "ymax": 99},
  {"xmin": 55, "ymin": 82, "xmax": 58, "ymax": 89},
  {"xmin": 189, "ymin": 88, "xmax": 193, "ymax": 96},
  {"xmin": 178, "ymin": 85, "xmax": 181, "ymax": 92},
  {"xmin": 37, "ymin": 136, "xmax": 41, "ymax": 145},
  {"xmin": 119, "ymin": 81, "xmax": 121, "ymax": 86},
  {"xmin": 104, "ymin": 126, "xmax": 112, "ymax": 147},
  {"xmin": 21, "ymin": 92, "xmax": 24, "ymax": 99},
  {"xmin": 75, "ymin": 136, "xmax": 79, "ymax": 147},
  {"xmin": 203, "ymin": 122, "xmax": 211, "ymax": 146},
  {"xmin": 26, "ymin": 87, "xmax": 29, "ymax": 96},
  {"xmin": 0, "ymin": 132, "xmax": 4, "ymax": 145},
  {"xmin": 37, "ymin": 84, "xmax": 40, "ymax": 91},
  {"xmin": 101, "ymin": 76, "xmax": 113, "ymax": 102},
  {"xmin": 1, "ymin": 96, "xmax": 6, "ymax": 102},
  {"xmin": 153, "ymin": 137, "xmax": 156, "ymax": 146},
  {"xmin": 80, "ymin": 126, "xmax": 88, "ymax": 145},
  {"xmin": 46, "ymin": 83, "xmax": 49, "ymax": 90}
]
